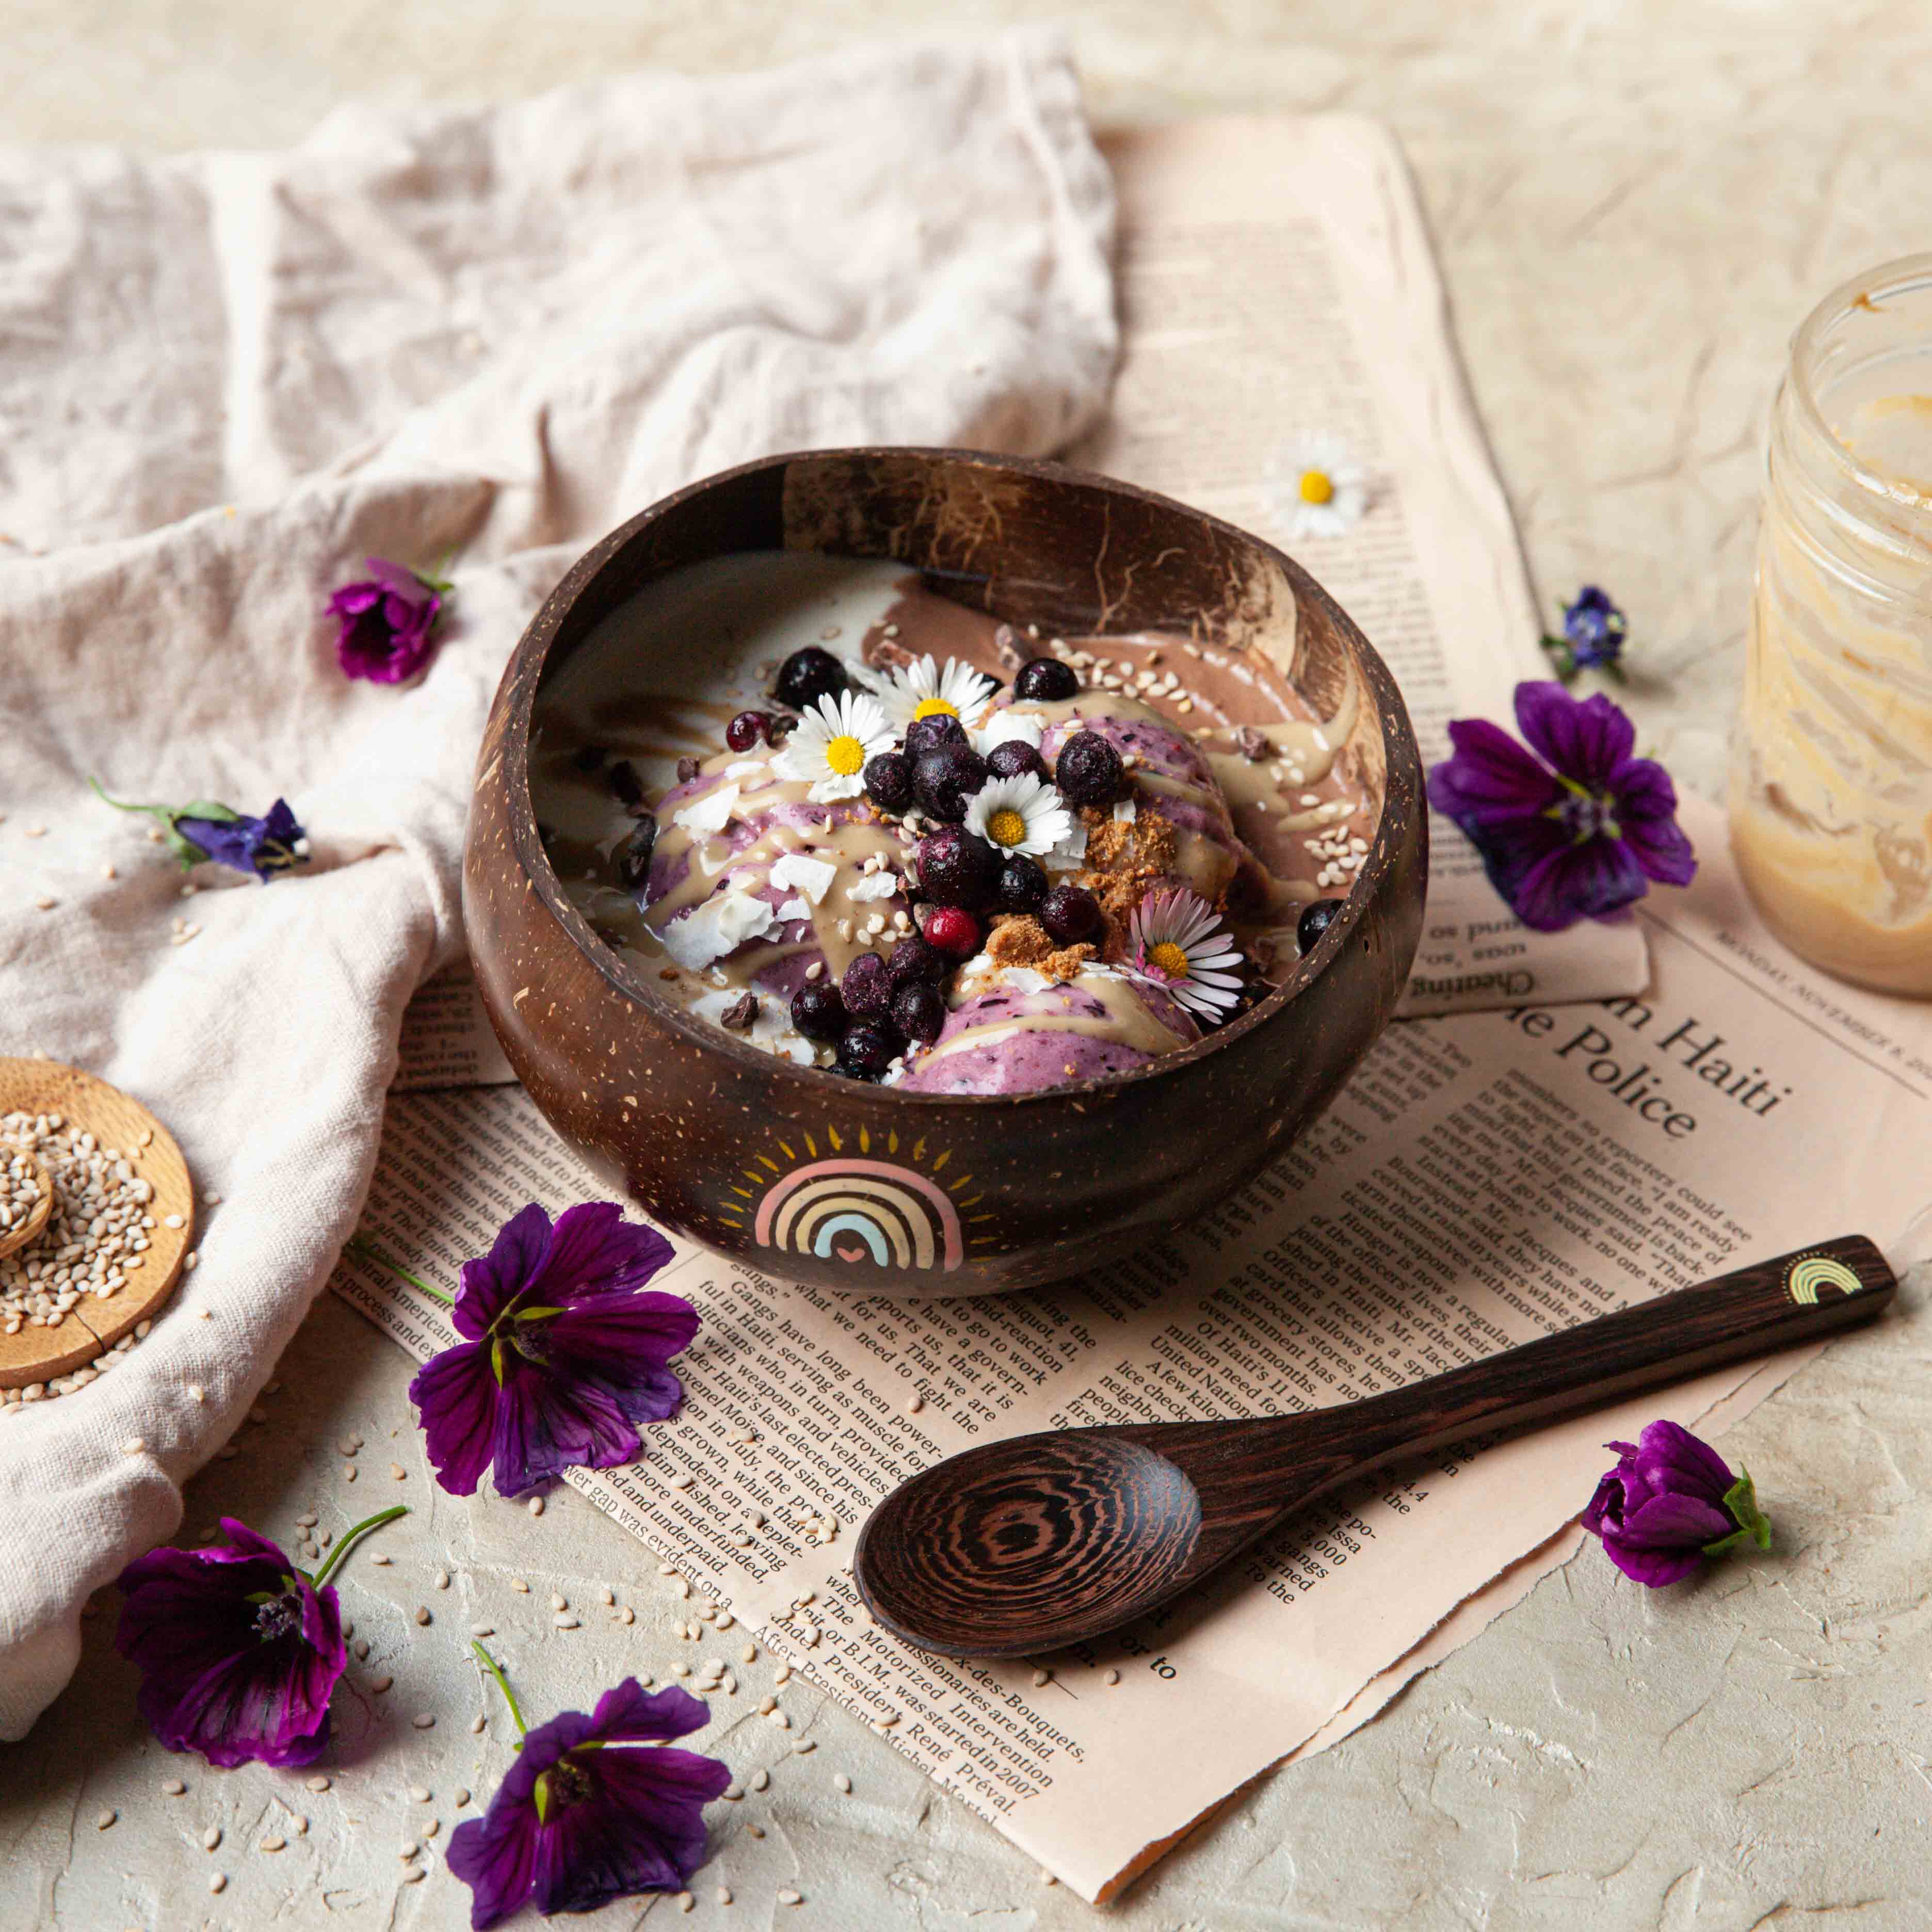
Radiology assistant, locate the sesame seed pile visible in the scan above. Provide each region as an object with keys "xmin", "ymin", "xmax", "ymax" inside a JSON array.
[
  {"xmin": 2, "ymin": 1110, "xmax": 159, "ymax": 1406},
  {"xmin": 0, "ymin": 1142, "xmax": 47, "ymax": 1235}
]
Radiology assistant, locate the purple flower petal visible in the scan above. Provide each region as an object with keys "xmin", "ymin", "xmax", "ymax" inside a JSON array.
[
  {"xmin": 1616, "ymin": 1490, "xmax": 1738, "ymax": 1550},
  {"xmin": 1624, "ymin": 1418, "xmax": 1736, "ymax": 1506},
  {"xmin": 447, "ymin": 1788, "xmax": 544, "ymax": 1931},
  {"xmin": 1608, "ymin": 757, "xmax": 1699, "ymax": 887},
  {"xmin": 409, "ymin": 1341, "xmax": 502, "ymax": 1496},
  {"xmin": 528, "ymin": 1202, "xmax": 679, "ymax": 1305},
  {"xmin": 1427, "ymin": 717, "xmax": 1565, "ymax": 824},
  {"xmin": 1597, "ymin": 1538, "xmax": 1709, "ymax": 1588},
  {"xmin": 1581, "ymin": 1419, "xmax": 1759, "ymax": 1589},
  {"xmin": 174, "ymin": 799, "xmax": 307, "ymax": 881},
  {"xmin": 1515, "ymin": 682, "xmax": 1635, "ymax": 792},
  {"xmin": 486, "ymin": 1352, "xmax": 648, "ymax": 1494},
  {"xmin": 1508, "ymin": 832, "xmax": 1650, "ymax": 932},
  {"xmin": 454, "ymin": 1202, "xmax": 559, "ymax": 1338}
]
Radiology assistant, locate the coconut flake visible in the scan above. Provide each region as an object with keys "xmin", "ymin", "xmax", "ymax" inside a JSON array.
[
  {"xmin": 654, "ymin": 891, "xmax": 776, "ymax": 971},
  {"xmin": 673, "ymin": 783, "xmax": 740, "ymax": 836},
  {"xmin": 769, "ymin": 853, "xmax": 838, "ymax": 905},
  {"xmin": 847, "ymin": 873, "xmax": 899, "ymax": 903},
  {"xmin": 977, "ymin": 709, "xmax": 1045, "ymax": 754},
  {"xmin": 776, "ymin": 896, "xmax": 814, "ymax": 924},
  {"xmin": 1111, "ymin": 798, "xmax": 1138, "ymax": 824}
]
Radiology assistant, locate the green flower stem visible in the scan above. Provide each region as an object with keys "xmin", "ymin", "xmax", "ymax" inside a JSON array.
[
  {"xmin": 311, "ymin": 1505, "xmax": 410, "ymax": 1590},
  {"xmin": 472, "ymin": 1642, "xmax": 528, "ymax": 1738},
  {"xmin": 346, "ymin": 1233, "xmax": 456, "ymax": 1308}
]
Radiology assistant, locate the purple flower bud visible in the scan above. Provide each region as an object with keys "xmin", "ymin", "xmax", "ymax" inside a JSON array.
[
  {"xmin": 1562, "ymin": 585, "xmax": 1628, "ymax": 670},
  {"xmin": 1581, "ymin": 1419, "xmax": 1770, "ymax": 1587},
  {"xmin": 327, "ymin": 557, "xmax": 446, "ymax": 684}
]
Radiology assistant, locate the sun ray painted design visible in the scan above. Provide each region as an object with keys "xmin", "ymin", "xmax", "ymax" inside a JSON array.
[
  {"xmin": 718, "ymin": 1128, "xmax": 998, "ymax": 1272},
  {"xmin": 1785, "ymin": 1252, "xmax": 1863, "ymax": 1305}
]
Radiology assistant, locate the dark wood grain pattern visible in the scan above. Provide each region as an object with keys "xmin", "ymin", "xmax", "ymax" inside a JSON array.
[
  {"xmin": 462, "ymin": 447, "xmax": 1427, "ymax": 1296},
  {"xmin": 854, "ymin": 1235, "xmax": 1896, "ymax": 1655}
]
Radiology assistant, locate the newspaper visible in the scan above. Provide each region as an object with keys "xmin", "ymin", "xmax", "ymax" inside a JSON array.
[
  {"xmin": 1069, "ymin": 118, "xmax": 1648, "ymax": 1018},
  {"xmin": 335, "ymin": 118, "xmax": 1932, "ymax": 1898},
  {"xmin": 395, "ymin": 962, "xmax": 516, "ymax": 1091},
  {"xmin": 339, "ymin": 787, "xmax": 1932, "ymax": 1898}
]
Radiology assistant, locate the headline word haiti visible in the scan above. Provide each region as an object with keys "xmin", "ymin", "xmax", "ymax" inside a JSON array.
[{"xmin": 1504, "ymin": 999, "xmax": 1793, "ymax": 1141}]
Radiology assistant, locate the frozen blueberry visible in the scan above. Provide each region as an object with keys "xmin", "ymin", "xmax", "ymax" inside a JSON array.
[
  {"xmin": 774, "ymin": 647, "xmax": 848, "ymax": 712},
  {"xmin": 838, "ymin": 1020, "xmax": 902, "ymax": 1081},
  {"xmin": 840, "ymin": 950, "xmax": 893, "ymax": 1018},
  {"xmin": 790, "ymin": 981, "xmax": 847, "ymax": 1042},
  {"xmin": 904, "ymin": 713, "xmax": 969, "ymax": 758},
  {"xmin": 993, "ymin": 855, "xmax": 1049, "ymax": 914},
  {"xmin": 1014, "ymin": 656, "xmax": 1079, "ymax": 702},
  {"xmin": 864, "ymin": 750, "xmax": 914, "ymax": 812},
  {"xmin": 884, "ymin": 934, "xmax": 948, "ymax": 987},
  {"xmin": 916, "ymin": 825, "xmax": 1000, "ymax": 909},
  {"xmin": 726, "ymin": 711, "xmax": 771, "ymax": 752},
  {"xmin": 891, "ymin": 980, "xmax": 947, "ymax": 1045},
  {"xmin": 1039, "ymin": 883, "xmax": 1102, "ymax": 946},
  {"xmin": 913, "ymin": 744, "xmax": 989, "ymax": 824},
  {"xmin": 1053, "ymin": 730, "xmax": 1124, "ymax": 807},
  {"xmin": 985, "ymin": 739, "xmax": 1048, "ymax": 782},
  {"xmin": 1297, "ymin": 897, "xmax": 1346, "ymax": 956},
  {"xmin": 615, "ymin": 815, "xmax": 657, "ymax": 890}
]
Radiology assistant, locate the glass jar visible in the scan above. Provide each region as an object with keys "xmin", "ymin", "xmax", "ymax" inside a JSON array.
[{"xmin": 1730, "ymin": 251, "xmax": 1932, "ymax": 995}]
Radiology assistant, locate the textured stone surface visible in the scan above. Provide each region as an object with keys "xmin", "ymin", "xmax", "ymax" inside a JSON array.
[{"xmin": 6, "ymin": 6, "xmax": 1932, "ymax": 1926}]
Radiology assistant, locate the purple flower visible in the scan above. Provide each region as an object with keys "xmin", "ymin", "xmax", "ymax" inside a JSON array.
[
  {"xmin": 449, "ymin": 1672, "xmax": 729, "ymax": 1928},
  {"xmin": 91, "ymin": 780, "xmax": 310, "ymax": 880},
  {"xmin": 406, "ymin": 1202, "xmax": 697, "ymax": 1499},
  {"xmin": 327, "ymin": 557, "xmax": 448, "ymax": 684},
  {"xmin": 1427, "ymin": 681, "xmax": 1696, "ymax": 932},
  {"xmin": 1542, "ymin": 585, "xmax": 1628, "ymax": 679},
  {"xmin": 1581, "ymin": 1420, "xmax": 1771, "ymax": 1587},
  {"xmin": 112, "ymin": 1507, "xmax": 406, "ymax": 1765}
]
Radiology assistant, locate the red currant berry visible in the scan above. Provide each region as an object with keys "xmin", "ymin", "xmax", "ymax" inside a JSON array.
[
  {"xmin": 924, "ymin": 906, "xmax": 981, "ymax": 957},
  {"xmin": 726, "ymin": 710, "xmax": 771, "ymax": 752}
]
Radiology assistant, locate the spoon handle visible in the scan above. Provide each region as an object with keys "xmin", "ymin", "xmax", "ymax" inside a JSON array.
[
  {"xmin": 1163, "ymin": 1234, "xmax": 1896, "ymax": 1507},
  {"xmin": 1125, "ymin": 1234, "xmax": 1897, "ymax": 1558}
]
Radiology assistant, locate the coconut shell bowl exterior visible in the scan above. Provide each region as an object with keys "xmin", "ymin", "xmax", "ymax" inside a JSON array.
[{"xmin": 464, "ymin": 448, "xmax": 1425, "ymax": 1297}]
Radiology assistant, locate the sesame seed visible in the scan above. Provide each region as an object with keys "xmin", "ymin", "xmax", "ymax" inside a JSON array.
[
  {"xmin": 371, "ymin": 1553, "xmax": 391, "ymax": 1566},
  {"xmin": 455, "ymin": 1789, "xmax": 470, "ymax": 1806},
  {"xmin": 678, "ymin": 1894, "xmax": 695, "ymax": 1914},
  {"xmin": 163, "ymin": 1779, "xmax": 186, "ymax": 1796},
  {"xmin": 470, "ymin": 1716, "xmax": 487, "ymax": 1735},
  {"xmin": 833, "ymin": 1773, "xmax": 851, "ymax": 1793},
  {"xmin": 527, "ymin": 1494, "xmax": 544, "ymax": 1516},
  {"xmin": 409, "ymin": 1785, "xmax": 431, "ymax": 1802},
  {"xmin": 905, "ymin": 1394, "xmax": 924, "ymax": 1414},
  {"xmin": 717, "ymin": 1886, "xmax": 733, "ymax": 1905},
  {"xmin": 203, "ymin": 1826, "xmax": 222, "ymax": 1849},
  {"xmin": 413, "ymin": 1605, "xmax": 431, "ymax": 1625},
  {"xmin": 120, "ymin": 1437, "xmax": 144, "ymax": 1455},
  {"xmin": 1104, "ymin": 1668, "xmax": 1120, "ymax": 1685},
  {"xmin": 260, "ymin": 1835, "xmax": 286, "ymax": 1853},
  {"xmin": 722, "ymin": 1782, "xmax": 744, "ymax": 1801},
  {"xmin": 620, "ymin": 1606, "xmax": 635, "ymax": 1624},
  {"xmin": 554, "ymin": 1614, "xmax": 580, "ymax": 1629},
  {"xmin": 792, "ymin": 1739, "xmax": 816, "ymax": 1754},
  {"xmin": 412, "ymin": 1712, "xmax": 436, "ymax": 1729},
  {"xmin": 434, "ymin": 1569, "xmax": 450, "ymax": 1590},
  {"xmin": 513, "ymin": 1577, "xmax": 530, "ymax": 1592},
  {"xmin": 778, "ymin": 1888, "xmax": 803, "ymax": 1906},
  {"xmin": 1032, "ymin": 1669, "xmax": 1050, "ymax": 1687},
  {"xmin": 598, "ymin": 1585, "xmax": 614, "ymax": 1604},
  {"xmin": 401, "ymin": 1867, "xmax": 425, "ymax": 1885},
  {"xmin": 669, "ymin": 1471, "xmax": 694, "ymax": 1490},
  {"xmin": 399, "ymin": 1841, "xmax": 419, "ymax": 1859},
  {"xmin": 371, "ymin": 1676, "xmax": 393, "ymax": 1692},
  {"xmin": 96, "ymin": 1808, "xmax": 117, "ymax": 1829},
  {"xmin": 470, "ymin": 1623, "xmax": 495, "ymax": 1638},
  {"xmin": 208, "ymin": 1873, "xmax": 227, "ymax": 1895},
  {"xmin": 389, "ymin": 1463, "xmax": 405, "ymax": 1480}
]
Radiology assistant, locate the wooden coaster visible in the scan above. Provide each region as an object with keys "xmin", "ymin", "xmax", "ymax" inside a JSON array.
[{"xmin": 0, "ymin": 1060, "xmax": 195, "ymax": 1390}]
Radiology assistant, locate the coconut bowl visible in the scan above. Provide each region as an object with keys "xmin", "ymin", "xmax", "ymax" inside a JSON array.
[{"xmin": 464, "ymin": 448, "xmax": 1425, "ymax": 1296}]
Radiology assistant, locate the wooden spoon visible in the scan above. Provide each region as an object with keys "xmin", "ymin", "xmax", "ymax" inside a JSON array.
[
  {"xmin": 0, "ymin": 1150, "xmax": 54, "ymax": 1259},
  {"xmin": 854, "ymin": 1235, "xmax": 1896, "ymax": 1657}
]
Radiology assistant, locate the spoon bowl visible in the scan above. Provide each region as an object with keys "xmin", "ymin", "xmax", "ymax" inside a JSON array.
[{"xmin": 859, "ymin": 1432, "xmax": 1203, "ymax": 1654}]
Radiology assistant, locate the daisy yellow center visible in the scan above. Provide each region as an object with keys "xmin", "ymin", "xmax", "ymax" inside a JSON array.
[
  {"xmin": 1149, "ymin": 940, "xmax": 1190, "ymax": 978},
  {"xmin": 825, "ymin": 734, "xmax": 866, "ymax": 777},
  {"xmin": 1298, "ymin": 468, "xmax": 1335, "ymax": 505},
  {"xmin": 986, "ymin": 808, "xmax": 1028, "ymax": 848},
  {"xmin": 913, "ymin": 696, "xmax": 959, "ymax": 720}
]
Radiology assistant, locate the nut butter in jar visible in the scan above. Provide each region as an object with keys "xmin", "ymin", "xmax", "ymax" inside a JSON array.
[{"xmin": 1731, "ymin": 252, "xmax": 1932, "ymax": 995}]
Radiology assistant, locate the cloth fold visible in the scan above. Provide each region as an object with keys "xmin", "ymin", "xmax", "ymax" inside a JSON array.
[{"xmin": 0, "ymin": 30, "xmax": 1117, "ymax": 1740}]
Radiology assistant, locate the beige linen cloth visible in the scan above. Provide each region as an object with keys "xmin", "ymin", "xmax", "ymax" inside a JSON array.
[{"xmin": 0, "ymin": 31, "xmax": 1116, "ymax": 1740}]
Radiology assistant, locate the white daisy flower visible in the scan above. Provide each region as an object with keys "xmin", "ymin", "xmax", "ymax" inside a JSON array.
[
  {"xmin": 1263, "ymin": 434, "xmax": 1370, "ymax": 542},
  {"xmin": 1128, "ymin": 888, "xmax": 1245, "ymax": 1020},
  {"xmin": 867, "ymin": 654, "xmax": 1000, "ymax": 732},
  {"xmin": 962, "ymin": 771, "xmax": 1075, "ymax": 859},
  {"xmin": 772, "ymin": 690, "xmax": 894, "ymax": 803},
  {"xmin": 975, "ymin": 707, "xmax": 1045, "ymax": 756}
]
